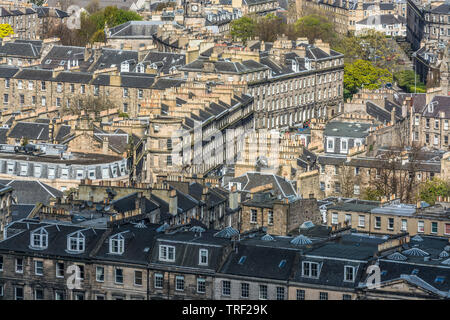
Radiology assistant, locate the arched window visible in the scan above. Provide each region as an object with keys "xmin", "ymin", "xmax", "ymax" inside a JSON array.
[
  {"xmin": 109, "ymin": 233, "xmax": 124, "ymax": 254},
  {"xmin": 30, "ymin": 227, "xmax": 48, "ymax": 249},
  {"xmin": 67, "ymin": 231, "xmax": 85, "ymax": 253}
]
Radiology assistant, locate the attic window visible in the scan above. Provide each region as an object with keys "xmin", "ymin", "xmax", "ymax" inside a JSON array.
[
  {"xmin": 45, "ymin": 59, "xmax": 51, "ymax": 64},
  {"xmin": 67, "ymin": 231, "xmax": 85, "ymax": 253},
  {"xmin": 30, "ymin": 227, "xmax": 48, "ymax": 250},
  {"xmin": 59, "ymin": 60, "xmax": 65, "ymax": 66},
  {"xmin": 109, "ymin": 233, "xmax": 124, "ymax": 255}
]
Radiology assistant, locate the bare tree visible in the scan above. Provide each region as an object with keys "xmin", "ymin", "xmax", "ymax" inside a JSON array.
[
  {"xmin": 369, "ymin": 145, "xmax": 422, "ymax": 203},
  {"xmin": 339, "ymin": 164, "xmax": 356, "ymax": 198},
  {"xmin": 64, "ymin": 95, "xmax": 116, "ymax": 117}
]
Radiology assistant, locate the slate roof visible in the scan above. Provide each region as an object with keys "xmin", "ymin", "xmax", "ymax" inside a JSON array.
[
  {"xmin": 34, "ymin": 7, "xmax": 69, "ymax": 18},
  {"xmin": 430, "ymin": 3, "xmax": 450, "ymax": 14},
  {"xmin": 10, "ymin": 204, "xmax": 35, "ymax": 221},
  {"xmin": 0, "ymin": 42, "xmax": 40, "ymax": 58},
  {"xmin": 0, "ymin": 221, "xmax": 106, "ymax": 261},
  {"xmin": 53, "ymin": 72, "xmax": 93, "ymax": 84},
  {"xmin": 112, "ymin": 192, "xmax": 160, "ymax": 214},
  {"xmin": 0, "ymin": 127, "xmax": 8, "ymax": 144},
  {"xmin": 13, "ymin": 68, "xmax": 53, "ymax": 80},
  {"xmin": 324, "ymin": 121, "xmax": 375, "ymax": 138},
  {"xmin": 93, "ymin": 223, "xmax": 160, "ymax": 265},
  {"xmin": 151, "ymin": 78, "xmax": 185, "ymax": 90},
  {"xmin": 89, "ymin": 48, "xmax": 138, "ymax": 71},
  {"xmin": 219, "ymin": 244, "xmax": 297, "ymax": 280},
  {"xmin": 142, "ymin": 51, "xmax": 186, "ymax": 74},
  {"xmin": 181, "ymin": 57, "xmax": 269, "ymax": 74},
  {"xmin": 41, "ymin": 45, "xmax": 85, "ymax": 69},
  {"xmin": 54, "ymin": 125, "xmax": 72, "ymax": 143},
  {"xmin": 357, "ymin": 14, "xmax": 406, "ymax": 25},
  {"xmin": 150, "ymin": 229, "xmax": 230, "ymax": 271},
  {"xmin": 0, "ymin": 66, "xmax": 20, "ymax": 78},
  {"xmin": 228, "ymin": 172, "xmax": 297, "ymax": 198},
  {"xmin": 108, "ymin": 20, "xmax": 166, "ymax": 38},
  {"xmin": 418, "ymin": 95, "xmax": 450, "ymax": 119},
  {"xmin": 8, "ymin": 121, "xmax": 49, "ymax": 140},
  {"xmin": 0, "ymin": 179, "xmax": 63, "ymax": 205},
  {"xmin": 327, "ymin": 200, "xmax": 380, "ymax": 213}
]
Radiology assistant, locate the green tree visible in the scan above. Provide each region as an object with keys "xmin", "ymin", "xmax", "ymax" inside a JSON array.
[
  {"xmin": 344, "ymin": 59, "xmax": 392, "ymax": 100},
  {"xmin": 332, "ymin": 30, "xmax": 400, "ymax": 70},
  {"xmin": 394, "ymin": 70, "xmax": 426, "ymax": 93},
  {"xmin": 0, "ymin": 24, "xmax": 14, "ymax": 38},
  {"xmin": 230, "ymin": 16, "xmax": 256, "ymax": 44},
  {"xmin": 362, "ymin": 187, "xmax": 384, "ymax": 201},
  {"xmin": 419, "ymin": 178, "xmax": 450, "ymax": 205},
  {"xmin": 294, "ymin": 14, "xmax": 336, "ymax": 44},
  {"xmin": 28, "ymin": 0, "xmax": 45, "ymax": 6}
]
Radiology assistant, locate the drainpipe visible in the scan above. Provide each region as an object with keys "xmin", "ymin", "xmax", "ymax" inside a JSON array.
[{"xmin": 146, "ymin": 268, "xmax": 150, "ymax": 300}]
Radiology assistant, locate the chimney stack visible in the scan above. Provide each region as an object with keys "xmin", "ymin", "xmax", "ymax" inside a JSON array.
[
  {"xmin": 169, "ymin": 189, "xmax": 178, "ymax": 215},
  {"xmin": 135, "ymin": 192, "xmax": 143, "ymax": 213},
  {"xmin": 229, "ymin": 186, "xmax": 240, "ymax": 210},
  {"xmin": 202, "ymin": 187, "xmax": 209, "ymax": 202}
]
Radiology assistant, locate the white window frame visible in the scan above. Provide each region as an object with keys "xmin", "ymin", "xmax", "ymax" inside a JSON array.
[
  {"xmin": 418, "ymin": 221, "xmax": 424, "ymax": 233},
  {"xmin": 109, "ymin": 234, "xmax": 125, "ymax": 255},
  {"xmin": 67, "ymin": 231, "xmax": 85, "ymax": 253},
  {"xmin": 358, "ymin": 215, "xmax": 365, "ymax": 228},
  {"xmin": 159, "ymin": 245, "xmax": 175, "ymax": 262},
  {"xmin": 34, "ymin": 260, "xmax": 44, "ymax": 276},
  {"xmin": 15, "ymin": 258, "xmax": 23, "ymax": 273},
  {"xmin": 175, "ymin": 275, "xmax": 184, "ymax": 291},
  {"xmin": 30, "ymin": 227, "xmax": 48, "ymax": 249},
  {"xmin": 302, "ymin": 261, "xmax": 320, "ymax": 278},
  {"xmin": 199, "ymin": 249, "xmax": 208, "ymax": 266},
  {"xmin": 96, "ymin": 266, "xmax": 105, "ymax": 282},
  {"xmin": 344, "ymin": 266, "xmax": 355, "ymax": 282}
]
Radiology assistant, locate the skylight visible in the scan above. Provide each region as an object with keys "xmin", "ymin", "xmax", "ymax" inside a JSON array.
[
  {"xmin": 403, "ymin": 247, "xmax": 429, "ymax": 257},
  {"xmin": 261, "ymin": 234, "xmax": 274, "ymax": 241},
  {"xmin": 238, "ymin": 256, "xmax": 246, "ymax": 264},
  {"xmin": 411, "ymin": 235, "xmax": 424, "ymax": 242},
  {"xmin": 411, "ymin": 269, "xmax": 419, "ymax": 275},
  {"xmin": 290, "ymin": 235, "xmax": 312, "ymax": 245},
  {"xmin": 387, "ymin": 252, "xmax": 407, "ymax": 261},
  {"xmin": 278, "ymin": 260, "xmax": 286, "ymax": 268},
  {"xmin": 434, "ymin": 276, "xmax": 445, "ymax": 284}
]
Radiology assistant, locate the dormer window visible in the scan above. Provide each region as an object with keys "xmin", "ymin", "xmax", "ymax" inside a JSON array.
[
  {"xmin": 302, "ymin": 261, "xmax": 320, "ymax": 278},
  {"xmin": 30, "ymin": 227, "xmax": 48, "ymax": 250},
  {"xmin": 159, "ymin": 244, "xmax": 175, "ymax": 262},
  {"xmin": 136, "ymin": 63, "xmax": 145, "ymax": 73},
  {"xmin": 67, "ymin": 231, "xmax": 85, "ymax": 253},
  {"xmin": 199, "ymin": 249, "xmax": 208, "ymax": 266},
  {"xmin": 292, "ymin": 60, "xmax": 298, "ymax": 73},
  {"xmin": 344, "ymin": 266, "xmax": 356, "ymax": 282},
  {"xmin": 120, "ymin": 61, "xmax": 130, "ymax": 73},
  {"xmin": 109, "ymin": 233, "xmax": 124, "ymax": 255}
]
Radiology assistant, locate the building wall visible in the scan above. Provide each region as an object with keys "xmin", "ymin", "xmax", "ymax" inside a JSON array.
[{"xmin": 327, "ymin": 209, "xmax": 450, "ymax": 237}]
